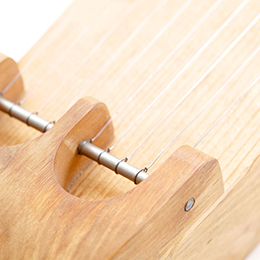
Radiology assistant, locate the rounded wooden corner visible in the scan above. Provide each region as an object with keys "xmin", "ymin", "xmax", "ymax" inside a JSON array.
[
  {"xmin": 43, "ymin": 96, "xmax": 114, "ymax": 190},
  {"xmin": 0, "ymin": 95, "xmax": 226, "ymax": 259},
  {"xmin": 0, "ymin": 53, "xmax": 24, "ymax": 101},
  {"xmin": 110, "ymin": 145, "xmax": 225, "ymax": 259}
]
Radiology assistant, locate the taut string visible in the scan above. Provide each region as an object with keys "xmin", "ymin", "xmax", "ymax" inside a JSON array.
[
  {"xmin": 90, "ymin": 0, "xmax": 224, "ymax": 143},
  {"xmin": 34, "ymin": 0, "xmax": 170, "ymax": 113},
  {"xmin": 106, "ymin": 0, "xmax": 250, "ymax": 152},
  {"xmin": 194, "ymin": 75, "xmax": 260, "ymax": 148},
  {"xmin": 18, "ymin": 0, "xmax": 141, "ymax": 106},
  {"xmin": 127, "ymin": 44, "xmax": 260, "ymax": 161},
  {"xmin": 0, "ymin": 6, "xmax": 84, "ymax": 95}
]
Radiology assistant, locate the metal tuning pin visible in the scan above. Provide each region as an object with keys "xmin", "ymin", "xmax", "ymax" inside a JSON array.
[
  {"xmin": 0, "ymin": 96, "xmax": 53, "ymax": 132},
  {"xmin": 0, "ymin": 96, "xmax": 148, "ymax": 184},
  {"xmin": 78, "ymin": 141, "xmax": 149, "ymax": 184}
]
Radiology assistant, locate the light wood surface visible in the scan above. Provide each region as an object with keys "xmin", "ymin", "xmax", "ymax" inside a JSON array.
[
  {"xmin": 0, "ymin": 53, "xmax": 23, "ymax": 101},
  {"xmin": 0, "ymin": 93, "xmax": 224, "ymax": 259},
  {"xmin": 0, "ymin": 0, "xmax": 260, "ymax": 258}
]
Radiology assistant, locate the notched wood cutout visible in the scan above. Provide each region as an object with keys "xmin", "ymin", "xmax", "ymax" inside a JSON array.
[
  {"xmin": 0, "ymin": 97, "xmax": 224, "ymax": 259},
  {"xmin": 0, "ymin": 53, "xmax": 225, "ymax": 259}
]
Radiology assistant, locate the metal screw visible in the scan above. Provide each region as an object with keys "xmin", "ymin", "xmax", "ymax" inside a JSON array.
[{"xmin": 185, "ymin": 198, "xmax": 195, "ymax": 212}]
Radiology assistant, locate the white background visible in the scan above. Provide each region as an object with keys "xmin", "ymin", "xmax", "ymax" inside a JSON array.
[
  {"xmin": 0, "ymin": 0, "xmax": 73, "ymax": 61},
  {"xmin": 0, "ymin": 1, "xmax": 259, "ymax": 259}
]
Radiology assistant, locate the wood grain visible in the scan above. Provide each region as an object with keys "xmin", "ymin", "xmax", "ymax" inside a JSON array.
[
  {"xmin": 1, "ymin": 0, "xmax": 259, "ymax": 198},
  {"xmin": 162, "ymin": 153, "xmax": 260, "ymax": 260},
  {"xmin": 0, "ymin": 97, "xmax": 224, "ymax": 258},
  {"xmin": 0, "ymin": 0, "xmax": 260, "ymax": 258}
]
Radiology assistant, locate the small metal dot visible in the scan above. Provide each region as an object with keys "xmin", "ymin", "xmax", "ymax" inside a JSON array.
[{"xmin": 185, "ymin": 198, "xmax": 195, "ymax": 212}]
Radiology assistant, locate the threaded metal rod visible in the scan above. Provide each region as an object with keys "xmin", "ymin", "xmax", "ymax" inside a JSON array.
[{"xmin": 0, "ymin": 96, "xmax": 148, "ymax": 184}]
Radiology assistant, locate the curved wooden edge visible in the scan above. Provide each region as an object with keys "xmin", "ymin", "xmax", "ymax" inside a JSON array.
[
  {"xmin": 4, "ymin": 96, "xmax": 114, "ymax": 190},
  {"xmin": 27, "ymin": 144, "xmax": 224, "ymax": 260},
  {"xmin": 0, "ymin": 53, "xmax": 24, "ymax": 101},
  {"xmin": 0, "ymin": 97, "xmax": 224, "ymax": 259},
  {"xmin": 110, "ymin": 146, "xmax": 224, "ymax": 259},
  {"xmin": 52, "ymin": 97, "xmax": 114, "ymax": 189},
  {"xmin": 161, "ymin": 153, "xmax": 260, "ymax": 260}
]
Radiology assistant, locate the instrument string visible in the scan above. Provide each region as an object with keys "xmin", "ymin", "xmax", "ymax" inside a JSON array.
[
  {"xmin": 97, "ymin": 0, "xmax": 195, "ymax": 99},
  {"xmin": 34, "ymin": 0, "xmax": 169, "ymax": 113},
  {"xmin": 194, "ymin": 75, "xmax": 260, "ymax": 148},
  {"xmin": 106, "ymin": 0, "xmax": 250, "ymax": 152},
  {"xmin": 0, "ymin": 7, "xmax": 78, "ymax": 96},
  {"xmin": 18, "ymin": 0, "xmax": 141, "ymax": 105},
  {"xmin": 3, "ymin": 1, "xmax": 257, "ymax": 170},
  {"xmin": 19, "ymin": 29, "xmax": 90, "ymax": 104},
  {"xmin": 90, "ymin": 0, "xmax": 224, "ymax": 143},
  {"xmin": 145, "ymin": 74, "xmax": 260, "ymax": 171},
  {"xmin": 142, "ymin": 13, "xmax": 260, "ymax": 170},
  {"xmin": 66, "ymin": 0, "xmax": 197, "ymax": 117},
  {"xmin": 126, "ymin": 44, "xmax": 260, "ymax": 161}
]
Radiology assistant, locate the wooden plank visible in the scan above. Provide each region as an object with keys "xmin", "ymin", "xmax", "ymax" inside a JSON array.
[{"xmin": 0, "ymin": 0, "xmax": 260, "ymax": 258}]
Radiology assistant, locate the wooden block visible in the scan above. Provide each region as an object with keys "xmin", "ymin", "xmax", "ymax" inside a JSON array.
[{"xmin": 0, "ymin": 96, "xmax": 224, "ymax": 259}]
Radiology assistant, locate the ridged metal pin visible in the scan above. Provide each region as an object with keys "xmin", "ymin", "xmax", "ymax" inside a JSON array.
[
  {"xmin": 78, "ymin": 141, "xmax": 149, "ymax": 184},
  {"xmin": 0, "ymin": 96, "xmax": 148, "ymax": 184},
  {"xmin": 0, "ymin": 96, "xmax": 53, "ymax": 132}
]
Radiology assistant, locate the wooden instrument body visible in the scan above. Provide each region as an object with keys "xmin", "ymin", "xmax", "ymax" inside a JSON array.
[{"xmin": 1, "ymin": 0, "xmax": 260, "ymax": 258}]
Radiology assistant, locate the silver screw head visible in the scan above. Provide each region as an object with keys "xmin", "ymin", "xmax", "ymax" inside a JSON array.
[{"xmin": 185, "ymin": 198, "xmax": 195, "ymax": 212}]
